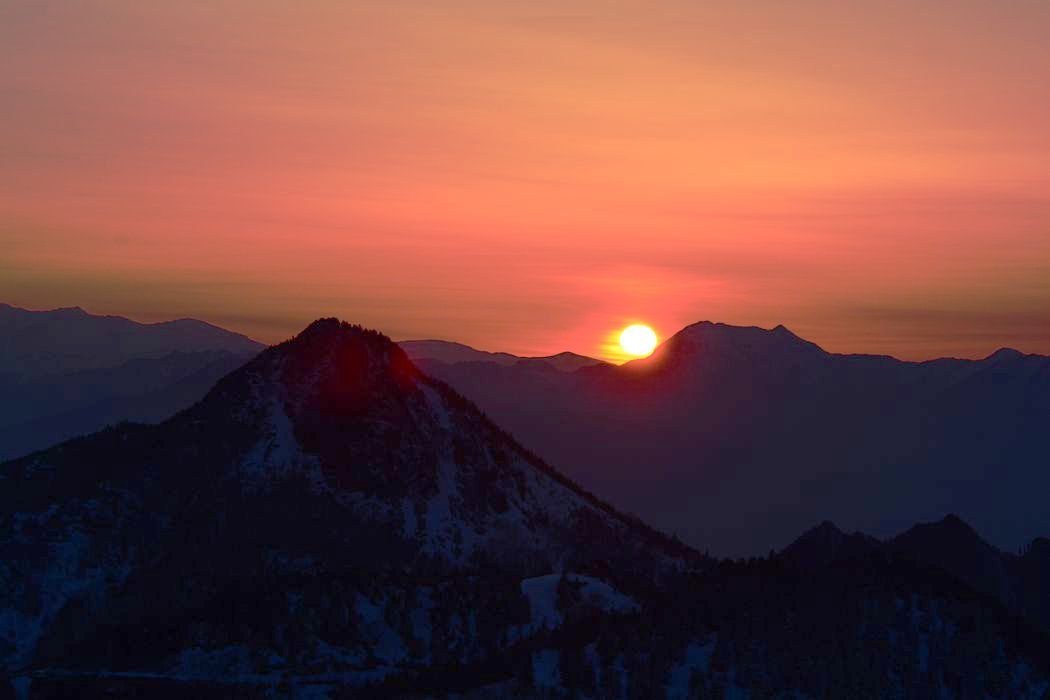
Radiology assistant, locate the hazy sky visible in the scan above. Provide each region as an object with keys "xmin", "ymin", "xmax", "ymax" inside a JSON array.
[{"xmin": 2, "ymin": 1, "xmax": 1048, "ymax": 361}]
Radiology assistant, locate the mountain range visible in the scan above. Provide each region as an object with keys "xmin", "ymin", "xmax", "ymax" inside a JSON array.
[
  {"xmin": 2, "ymin": 318, "xmax": 1050, "ymax": 698},
  {"xmin": 416, "ymin": 321, "xmax": 1050, "ymax": 556},
  {"xmin": 0, "ymin": 304, "xmax": 263, "ymax": 461},
  {"xmin": 0, "ymin": 306, "xmax": 604, "ymax": 463},
  {"xmin": 4, "ymin": 305, "xmax": 1048, "ymax": 559},
  {"xmin": 398, "ymin": 339, "xmax": 604, "ymax": 373},
  {"xmin": 0, "ymin": 320, "xmax": 694, "ymax": 696}
]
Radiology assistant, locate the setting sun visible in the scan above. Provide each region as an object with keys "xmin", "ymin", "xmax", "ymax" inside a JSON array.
[{"xmin": 619, "ymin": 324, "xmax": 658, "ymax": 357}]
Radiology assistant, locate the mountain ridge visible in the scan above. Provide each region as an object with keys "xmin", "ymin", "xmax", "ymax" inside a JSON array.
[
  {"xmin": 0, "ymin": 303, "xmax": 265, "ymax": 461},
  {"xmin": 399, "ymin": 338, "xmax": 604, "ymax": 372},
  {"xmin": 0, "ymin": 317, "xmax": 697, "ymax": 672},
  {"xmin": 418, "ymin": 320, "xmax": 1050, "ymax": 556},
  {"xmin": 4, "ymin": 318, "xmax": 1050, "ymax": 697},
  {"xmin": 782, "ymin": 513, "xmax": 1050, "ymax": 635},
  {"xmin": 0, "ymin": 303, "xmax": 262, "ymax": 381}
]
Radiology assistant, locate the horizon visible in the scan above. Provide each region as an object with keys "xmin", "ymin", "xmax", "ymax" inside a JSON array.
[
  {"xmin": 3, "ymin": 2, "xmax": 1049, "ymax": 363},
  {"xmin": 4, "ymin": 299, "xmax": 1041, "ymax": 364}
]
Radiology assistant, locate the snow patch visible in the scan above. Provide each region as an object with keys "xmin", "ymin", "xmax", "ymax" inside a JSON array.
[
  {"xmin": 11, "ymin": 677, "xmax": 30, "ymax": 700},
  {"xmin": 422, "ymin": 385, "xmax": 452, "ymax": 432},
  {"xmin": 520, "ymin": 574, "xmax": 638, "ymax": 632},
  {"xmin": 667, "ymin": 640, "xmax": 715, "ymax": 699},
  {"xmin": 168, "ymin": 646, "xmax": 260, "ymax": 680},
  {"xmin": 532, "ymin": 649, "xmax": 560, "ymax": 688},
  {"xmin": 354, "ymin": 593, "xmax": 407, "ymax": 664},
  {"xmin": 0, "ymin": 523, "xmax": 128, "ymax": 669},
  {"xmin": 235, "ymin": 391, "xmax": 330, "ymax": 497}
]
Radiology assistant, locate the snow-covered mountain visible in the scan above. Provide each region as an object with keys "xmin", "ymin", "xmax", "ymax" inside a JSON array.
[
  {"xmin": 3, "ymin": 318, "xmax": 1050, "ymax": 697},
  {"xmin": 0, "ymin": 304, "xmax": 263, "ymax": 460},
  {"xmin": 418, "ymin": 320, "xmax": 1050, "ymax": 556},
  {"xmin": 0, "ymin": 318, "xmax": 689, "ymax": 693}
]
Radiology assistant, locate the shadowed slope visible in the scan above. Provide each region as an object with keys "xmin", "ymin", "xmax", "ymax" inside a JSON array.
[
  {"xmin": 421, "ymin": 320, "xmax": 1050, "ymax": 556},
  {"xmin": 0, "ymin": 318, "xmax": 694, "ymax": 679}
]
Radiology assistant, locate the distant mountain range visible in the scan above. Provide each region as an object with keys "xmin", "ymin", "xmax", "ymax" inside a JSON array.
[
  {"xmin": 0, "ymin": 304, "xmax": 264, "ymax": 461},
  {"xmin": 0, "ymin": 304, "xmax": 261, "ymax": 378},
  {"xmin": 3, "ymin": 318, "xmax": 1049, "ymax": 698},
  {"xmin": 5, "ymin": 305, "xmax": 1049, "ymax": 560},
  {"xmin": 399, "ymin": 339, "xmax": 604, "ymax": 372},
  {"xmin": 0, "ymin": 306, "xmax": 614, "ymax": 462},
  {"xmin": 416, "ymin": 320, "xmax": 1050, "ymax": 556}
]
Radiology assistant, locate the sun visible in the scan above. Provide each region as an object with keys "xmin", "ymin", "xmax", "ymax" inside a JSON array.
[{"xmin": 619, "ymin": 324, "xmax": 658, "ymax": 357}]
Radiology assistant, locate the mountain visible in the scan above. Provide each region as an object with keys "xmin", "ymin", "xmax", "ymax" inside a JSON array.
[
  {"xmin": 890, "ymin": 514, "xmax": 1016, "ymax": 605},
  {"xmin": 0, "ymin": 318, "xmax": 691, "ymax": 694},
  {"xmin": 0, "ymin": 304, "xmax": 264, "ymax": 460},
  {"xmin": 780, "ymin": 520, "xmax": 883, "ymax": 569},
  {"xmin": 397, "ymin": 339, "xmax": 521, "ymax": 366},
  {"xmin": 419, "ymin": 320, "xmax": 1050, "ymax": 556},
  {"xmin": 784, "ymin": 514, "xmax": 1050, "ymax": 637},
  {"xmin": 399, "ymin": 339, "xmax": 604, "ymax": 372},
  {"xmin": 0, "ymin": 303, "xmax": 261, "ymax": 379},
  {"xmin": 2, "ymin": 319, "xmax": 1050, "ymax": 697}
]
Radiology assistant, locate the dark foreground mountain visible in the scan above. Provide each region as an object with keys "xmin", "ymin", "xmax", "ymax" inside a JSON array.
[
  {"xmin": 0, "ymin": 319, "xmax": 692, "ymax": 695},
  {"xmin": 0, "ymin": 304, "xmax": 263, "ymax": 460},
  {"xmin": 785, "ymin": 514, "xmax": 1050, "ymax": 634},
  {"xmin": 417, "ymin": 321, "xmax": 1050, "ymax": 556},
  {"xmin": 2, "ymin": 319, "xmax": 1049, "ymax": 698}
]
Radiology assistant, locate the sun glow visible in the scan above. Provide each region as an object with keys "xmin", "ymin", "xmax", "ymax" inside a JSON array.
[{"xmin": 619, "ymin": 324, "xmax": 658, "ymax": 357}]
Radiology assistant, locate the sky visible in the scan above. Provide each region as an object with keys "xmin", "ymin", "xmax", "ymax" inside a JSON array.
[{"xmin": 2, "ymin": 1, "xmax": 1048, "ymax": 362}]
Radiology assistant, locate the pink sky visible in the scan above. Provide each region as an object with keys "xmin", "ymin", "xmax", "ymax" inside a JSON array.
[{"xmin": 2, "ymin": 1, "xmax": 1048, "ymax": 361}]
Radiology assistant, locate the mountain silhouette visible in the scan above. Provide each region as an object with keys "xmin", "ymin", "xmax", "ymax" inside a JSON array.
[
  {"xmin": 780, "ymin": 520, "xmax": 882, "ymax": 568},
  {"xmin": 3, "ymin": 319, "xmax": 1050, "ymax": 697},
  {"xmin": 890, "ymin": 514, "xmax": 1013, "ymax": 601},
  {"xmin": 417, "ymin": 320, "xmax": 1050, "ymax": 556},
  {"xmin": 0, "ymin": 303, "xmax": 261, "ymax": 379},
  {"xmin": 0, "ymin": 319, "xmax": 691, "ymax": 688},
  {"xmin": 399, "ymin": 339, "xmax": 603, "ymax": 372},
  {"xmin": 782, "ymin": 513, "xmax": 1050, "ymax": 637},
  {"xmin": 0, "ymin": 304, "xmax": 263, "ymax": 460}
]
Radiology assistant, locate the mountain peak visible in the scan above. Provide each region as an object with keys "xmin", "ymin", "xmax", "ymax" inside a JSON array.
[
  {"xmin": 649, "ymin": 320, "xmax": 825, "ymax": 367},
  {"xmin": 921, "ymin": 513, "xmax": 982, "ymax": 541},
  {"xmin": 47, "ymin": 305, "xmax": 89, "ymax": 317},
  {"xmin": 185, "ymin": 317, "xmax": 692, "ymax": 567},
  {"xmin": 890, "ymin": 514, "xmax": 994, "ymax": 560},
  {"xmin": 789, "ymin": 520, "xmax": 845, "ymax": 548},
  {"xmin": 258, "ymin": 318, "xmax": 420, "ymax": 416},
  {"xmin": 940, "ymin": 512, "xmax": 973, "ymax": 529},
  {"xmin": 284, "ymin": 317, "xmax": 405, "ymax": 361},
  {"xmin": 676, "ymin": 321, "xmax": 819, "ymax": 347},
  {"xmin": 985, "ymin": 347, "xmax": 1024, "ymax": 362},
  {"xmin": 781, "ymin": 520, "xmax": 881, "ymax": 567},
  {"xmin": 889, "ymin": 514, "xmax": 1014, "ymax": 603},
  {"xmin": 295, "ymin": 316, "xmax": 358, "ymax": 340}
]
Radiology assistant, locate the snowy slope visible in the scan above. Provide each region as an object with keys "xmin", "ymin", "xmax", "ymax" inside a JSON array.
[
  {"xmin": 4, "ymin": 318, "xmax": 1049, "ymax": 699},
  {"xmin": 0, "ymin": 318, "xmax": 689, "ymax": 683}
]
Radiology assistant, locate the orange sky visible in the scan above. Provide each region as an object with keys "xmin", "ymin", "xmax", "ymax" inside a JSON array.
[{"xmin": 2, "ymin": 1, "xmax": 1049, "ymax": 361}]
